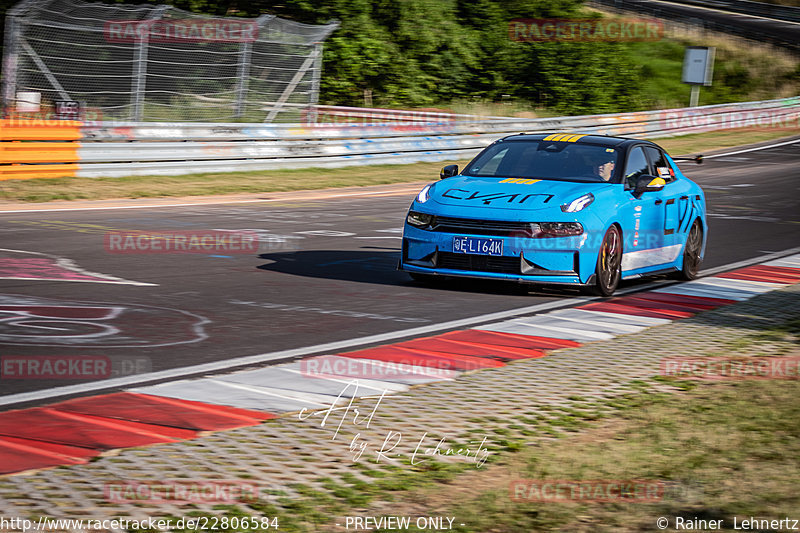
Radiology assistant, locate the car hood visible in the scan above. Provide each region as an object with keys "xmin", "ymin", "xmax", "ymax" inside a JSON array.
[{"xmin": 430, "ymin": 176, "xmax": 613, "ymax": 212}]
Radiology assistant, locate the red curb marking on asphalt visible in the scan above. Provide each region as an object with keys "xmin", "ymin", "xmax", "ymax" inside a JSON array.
[
  {"xmin": 395, "ymin": 337, "xmax": 545, "ymax": 361},
  {"xmin": 0, "ymin": 258, "xmax": 114, "ymax": 283},
  {"xmin": 0, "ymin": 435, "xmax": 99, "ymax": 459},
  {"xmin": 338, "ymin": 345, "xmax": 506, "ymax": 370},
  {"xmin": 596, "ymin": 296, "xmax": 699, "ymax": 317},
  {"xmin": 444, "ymin": 330, "xmax": 582, "ymax": 351},
  {"xmin": 0, "ymin": 305, "xmax": 119, "ymax": 320},
  {"xmin": 629, "ymin": 292, "xmax": 736, "ymax": 311},
  {"xmin": 52, "ymin": 392, "xmax": 272, "ymax": 431},
  {"xmin": 125, "ymin": 393, "xmax": 277, "ymax": 420},
  {"xmin": 0, "ymin": 437, "xmax": 91, "ymax": 475},
  {"xmin": 716, "ymin": 265, "xmax": 800, "ymax": 284},
  {"xmin": 0, "ymin": 408, "xmax": 191, "ymax": 450},
  {"xmin": 578, "ymin": 301, "xmax": 693, "ymax": 319}
]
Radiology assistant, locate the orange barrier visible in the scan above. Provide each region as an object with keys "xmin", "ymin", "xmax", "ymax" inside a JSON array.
[
  {"xmin": 0, "ymin": 119, "xmax": 83, "ymax": 140},
  {"xmin": 0, "ymin": 163, "xmax": 78, "ymax": 181},
  {"xmin": 0, "ymin": 142, "xmax": 81, "ymax": 164},
  {"xmin": 0, "ymin": 119, "xmax": 82, "ymax": 181}
]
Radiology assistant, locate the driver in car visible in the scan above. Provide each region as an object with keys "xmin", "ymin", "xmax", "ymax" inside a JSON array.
[{"xmin": 594, "ymin": 154, "xmax": 616, "ymax": 181}]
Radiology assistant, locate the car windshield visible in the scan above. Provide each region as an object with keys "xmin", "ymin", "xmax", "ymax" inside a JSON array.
[{"xmin": 463, "ymin": 140, "xmax": 619, "ymax": 182}]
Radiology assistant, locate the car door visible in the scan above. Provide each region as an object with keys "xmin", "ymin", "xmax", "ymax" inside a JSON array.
[
  {"xmin": 644, "ymin": 146, "xmax": 693, "ymax": 253},
  {"xmin": 620, "ymin": 145, "xmax": 668, "ymax": 273}
]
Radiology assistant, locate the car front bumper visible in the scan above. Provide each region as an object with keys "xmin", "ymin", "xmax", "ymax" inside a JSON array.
[{"xmin": 399, "ymin": 224, "xmax": 598, "ymax": 285}]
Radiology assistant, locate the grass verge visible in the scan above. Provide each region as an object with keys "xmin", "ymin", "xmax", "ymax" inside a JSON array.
[{"xmin": 0, "ymin": 128, "xmax": 797, "ymax": 204}]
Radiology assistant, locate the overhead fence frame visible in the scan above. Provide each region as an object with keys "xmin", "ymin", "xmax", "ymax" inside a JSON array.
[
  {"xmin": 1, "ymin": 0, "xmax": 339, "ymax": 123},
  {"xmin": 0, "ymin": 97, "xmax": 798, "ymax": 180}
]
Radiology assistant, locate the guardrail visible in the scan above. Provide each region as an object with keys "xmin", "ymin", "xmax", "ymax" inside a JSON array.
[{"xmin": 1, "ymin": 97, "xmax": 798, "ymax": 180}]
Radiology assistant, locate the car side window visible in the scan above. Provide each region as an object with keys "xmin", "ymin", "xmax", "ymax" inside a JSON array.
[
  {"xmin": 644, "ymin": 146, "xmax": 675, "ymax": 183},
  {"xmin": 623, "ymin": 146, "xmax": 650, "ymax": 187}
]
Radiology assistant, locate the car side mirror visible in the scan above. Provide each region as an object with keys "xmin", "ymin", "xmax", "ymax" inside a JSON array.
[
  {"xmin": 440, "ymin": 164, "xmax": 458, "ymax": 180},
  {"xmin": 633, "ymin": 175, "xmax": 665, "ymax": 198}
]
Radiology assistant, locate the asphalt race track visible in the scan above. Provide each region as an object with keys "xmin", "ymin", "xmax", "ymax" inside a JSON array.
[
  {"xmin": 593, "ymin": 0, "xmax": 800, "ymax": 50},
  {"xmin": 1, "ymin": 138, "xmax": 798, "ymax": 403}
]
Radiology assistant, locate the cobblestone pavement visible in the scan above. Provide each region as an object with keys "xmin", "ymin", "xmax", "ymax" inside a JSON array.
[{"xmin": 1, "ymin": 284, "xmax": 798, "ymax": 531}]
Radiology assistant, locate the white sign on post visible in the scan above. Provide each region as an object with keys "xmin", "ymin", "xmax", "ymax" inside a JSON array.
[
  {"xmin": 682, "ymin": 46, "xmax": 715, "ymax": 107},
  {"xmin": 682, "ymin": 46, "xmax": 715, "ymax": 86}
]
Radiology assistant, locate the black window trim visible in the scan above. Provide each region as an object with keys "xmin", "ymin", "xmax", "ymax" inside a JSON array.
[
  {"xmin": 643, "ymin": 145, "xmax": 676, "ymax": 185},
  {"xmin": 622, "ymin": 144, "xmax": 652, "ymax": 190}
]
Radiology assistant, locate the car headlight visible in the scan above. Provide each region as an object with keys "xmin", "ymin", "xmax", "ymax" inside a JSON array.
[
  {"xmin": 537, "ymin": 222, "xmax": 584, "ymax": 237},
  {"xmin": 416, "ymin": 184, "xmax": 433, "ymax": 203},
  {"xmin": 407, "ymin": 211, "xmax": 435, "ymax": 229},
  {"xmin": 561, "ymin": 193, "xmax": 594, "ymax": 213}
]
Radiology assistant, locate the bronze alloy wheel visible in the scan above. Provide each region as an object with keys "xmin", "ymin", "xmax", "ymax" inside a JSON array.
[
  {"xmin": 676, "ymin": 219, "xmax": 703, "ymax": 281},
  {"xmin": 592, "ymin": 225, "xmax": 622, "ymax": 296}
]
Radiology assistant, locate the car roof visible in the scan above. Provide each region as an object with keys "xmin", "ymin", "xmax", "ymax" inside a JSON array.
[{"xmin": 500, "ymin": 133, "xmax": 656, "ymax": 149}]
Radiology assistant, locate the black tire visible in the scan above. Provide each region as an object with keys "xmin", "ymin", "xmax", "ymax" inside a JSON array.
[
  {"xmin": 675, "ymin": 219, "xmax": 703, "ymax": 281},
  {"xmin": 589, "ymin": 225, "xmax": 622, "ymax": 297}
]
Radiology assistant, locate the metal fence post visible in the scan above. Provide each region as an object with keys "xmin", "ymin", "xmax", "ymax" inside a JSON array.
[
  {"xmin": 307, "ymin": 42, "xmax": 323, "ymax": 125},
  {"xmin": 2, "ymin": 15, "xmax": 22, "ymax": 115},
  {"xmin": 234, "ymin": 42, "xmax": 253, "ymax": 119},
  {"xmin": 130, "ymin": 5, "xmax": 167, "ymax": 121}
]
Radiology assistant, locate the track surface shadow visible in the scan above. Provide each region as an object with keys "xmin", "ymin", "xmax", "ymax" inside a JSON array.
[{"xmin": 257, "ymin": 249, "xmax": 611, "ymax": 297}]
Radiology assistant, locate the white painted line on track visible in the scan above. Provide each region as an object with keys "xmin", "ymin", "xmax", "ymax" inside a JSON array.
[
  {"xmin": 0, "ymin": 248, "xmax": 157, "ymax": 286},
  {"xmin": 702, "ymin": 137, "xmax": 800, "ymax": 159},
  {"xmin": 0, "ymin": 297, "xmax": 592, "ymax": 407},
  {"xmin": 2, "ymin": 246, "xmax": 799, "ymax": 408},
  {"xmin": 0, "ymin": 187, "xmax": 421, "ymax": 214},
  {"xmin": 698, "ymin": 246, "xmax": 800, "ymax": 276}
]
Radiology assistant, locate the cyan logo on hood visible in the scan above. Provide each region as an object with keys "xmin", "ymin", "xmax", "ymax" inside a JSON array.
[{"xmin": 431, "ymin": 177, "xmax": 609, "ymax": 211}]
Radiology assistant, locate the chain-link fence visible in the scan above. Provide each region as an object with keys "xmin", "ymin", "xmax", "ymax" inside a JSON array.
[{"xmin": 2, "ymin": 0, "xmax": 338, "ymax": 122}]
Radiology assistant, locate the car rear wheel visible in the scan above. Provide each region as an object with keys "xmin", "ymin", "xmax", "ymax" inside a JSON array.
[
  {"xmin": 675, "ymin": 219, "xmax": 703, "ymax": 281},
  {"xmin": 590, "ymin": 225, "xmax": 622, "ymax": 297}
]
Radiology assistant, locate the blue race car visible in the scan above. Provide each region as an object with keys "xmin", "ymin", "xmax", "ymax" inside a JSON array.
[{"xmin": 400, "ymin": 133, "xmax": 706, "ymax": 296}]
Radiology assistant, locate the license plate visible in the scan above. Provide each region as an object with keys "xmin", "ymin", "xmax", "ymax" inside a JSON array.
[{"xmin": 453, "ymin": 236, "xmax": 504, "ymax": 256}]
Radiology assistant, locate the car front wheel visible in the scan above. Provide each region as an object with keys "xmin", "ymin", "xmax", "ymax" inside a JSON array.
[{"xmin": 589, "ymin": 225, "xmax": 622, "ymax": 297}]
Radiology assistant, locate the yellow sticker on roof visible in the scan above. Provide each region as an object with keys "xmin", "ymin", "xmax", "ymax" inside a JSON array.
[{"xmin": 543, "ymin": 133, "xmax": 586, "ymax": 142}]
